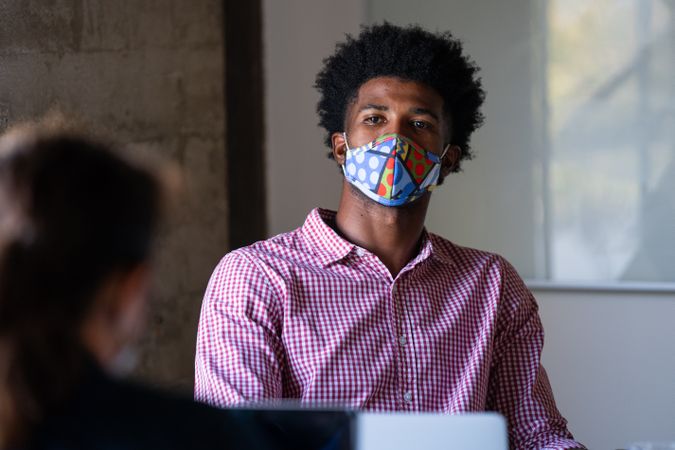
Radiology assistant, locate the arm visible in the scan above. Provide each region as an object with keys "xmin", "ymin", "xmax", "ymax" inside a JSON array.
[
  {"xmin": 194, "ymin": 251, "xmax": 285, "ymax": 407},
  {"xmin": 487, "ymin": 259, "xmax": 586, "ymax": 450}
]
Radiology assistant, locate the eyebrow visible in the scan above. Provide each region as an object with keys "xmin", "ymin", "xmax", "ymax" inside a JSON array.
[
  {"xmin": 358, "ymin": 103, "xmax": 388, "ymax": 112},
  {"xmin": 358, "ymin": 104, "xmax": 440, "ymax": 121},
  {"xmin": 410, "ymin": 107, "xmax": 440, "ymax": 121}
]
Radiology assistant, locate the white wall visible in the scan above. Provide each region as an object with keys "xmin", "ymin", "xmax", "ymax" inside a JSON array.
[
  {"xmin": 262, "ymin": 2, "xmax": 675, "ymax": 449},
  {"xmin": 537, "ymin": 289, "xmax": 675, "ymax": 450},
  {"xmin": 367, "ymin": 0, "xmax": 544, "ymax": 279},
  {"xmin": 263, "ymin": 0, "xmax": 365, "ymax": 235}
]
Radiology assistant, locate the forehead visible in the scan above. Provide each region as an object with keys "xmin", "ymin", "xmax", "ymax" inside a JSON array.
[{"xmin": 350, "ymin": 76, "xmax": 444, "ymax": 112}]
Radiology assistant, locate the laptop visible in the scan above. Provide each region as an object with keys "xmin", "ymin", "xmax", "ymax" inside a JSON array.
[
  {"xmin": 225, "ymin": 406, "xmax": 354, "ymax": 450},
  {"xmin": 354, "ymin": 412, "xmax": 508, "ymax": 450},
  {"xmin": 224, "ymin": 406, "xmax": 507, "ymax": 450}
]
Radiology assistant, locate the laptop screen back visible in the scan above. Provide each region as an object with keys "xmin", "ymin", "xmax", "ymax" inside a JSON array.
[{"xmin": 354, "ymin": 412, "xmax": 508, "ymax": 450}]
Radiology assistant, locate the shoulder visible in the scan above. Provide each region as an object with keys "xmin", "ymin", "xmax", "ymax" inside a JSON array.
[
  {"xmin": 429, "ymin": 232, "xmax": 510, "ymax": 273},
  {"xmin": 202, "ymin": 227, "xmax": 317, "ymax": 309},
  {"xmin": 428, "ymin": 233, "xmax": 531, "ymax": 302},
  {"xmin": 34, "ymin": 375, "xmax": 240, "ymax": 450},
  {"xmin": 240, "ymin": 227, "xmax": 312, "ymax": 264},
  {"xmin": 219, "ymin": 224, "xmax": 313, "ymax": 268},
  {"xmin": 209, "ymin": 222, "xmax": 325, "ymax": 288},
  {"xmin": 81, "ymin": 373, "xmax": 223, "ymax": 426}
]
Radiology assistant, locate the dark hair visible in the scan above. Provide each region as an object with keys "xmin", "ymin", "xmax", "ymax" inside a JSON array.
[
  {"xmin": 0, "ymin": 125, "xmax": 161, "ymax": 444},
  {"xmin": 315, "ymin": 22, "xmax": 486, "ymax": 172}
]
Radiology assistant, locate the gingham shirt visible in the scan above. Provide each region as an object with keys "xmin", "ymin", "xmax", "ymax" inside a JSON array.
[{"xmin": 195, "ymin": 208, "xmax": 584, "ymax": 450}]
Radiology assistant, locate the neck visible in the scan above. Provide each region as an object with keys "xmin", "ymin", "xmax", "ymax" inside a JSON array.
[{"xmin": 334, "ymin": 182, "xmax": 429, "ymax": 277}]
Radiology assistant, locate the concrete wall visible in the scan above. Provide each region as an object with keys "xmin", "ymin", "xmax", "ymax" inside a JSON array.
[{"xmin": 0, "ymin": 0, "xmax": 228, "ymax": 390}]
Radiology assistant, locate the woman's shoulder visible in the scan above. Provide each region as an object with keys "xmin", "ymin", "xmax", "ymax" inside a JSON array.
[{"xmin": 30, "ymin": 370, "xmax": 249, "ymax": 450}]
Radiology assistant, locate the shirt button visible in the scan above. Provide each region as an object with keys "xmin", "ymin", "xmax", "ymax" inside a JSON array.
[
  {"xmin": 399, "ymin": 335, "xmax": 407, "ymax": 346},
  {"xmin": 355, "ymin": 248, "xmax": 365, "ymax": 257},
  {"xmin": 403, "ymin": 392, "xmax": 413, "ymax": 403}
]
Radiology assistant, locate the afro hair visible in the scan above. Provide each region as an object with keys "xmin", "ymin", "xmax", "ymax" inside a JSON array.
[{"xmin": 315, "ymin": 22, "xmax": 485, "ymax": 172}]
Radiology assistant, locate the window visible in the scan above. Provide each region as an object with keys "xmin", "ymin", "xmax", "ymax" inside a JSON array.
[
  {"xmin": 545, "ymin": 0, "xmax": 675, "ymax": 283},
  {"xmin": 368, "ymin": 0, "xmax": 675, "ymax": 286}
]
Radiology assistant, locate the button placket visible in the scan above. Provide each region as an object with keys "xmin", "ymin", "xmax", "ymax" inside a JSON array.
[{"xmin": 392, "ymin": 280, "xmax": 417, "ymax": 410}]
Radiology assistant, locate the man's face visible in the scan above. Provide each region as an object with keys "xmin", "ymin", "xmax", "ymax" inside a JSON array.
[{"xmin": 332, "ymin": 76, "xmax": 457, "ymax": 170}]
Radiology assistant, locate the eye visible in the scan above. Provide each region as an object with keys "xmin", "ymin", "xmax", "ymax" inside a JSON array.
[
  {"xmin": 363, "ymin": 115, "xmax": 384, "ymax": 125},
  {"xmin": 411, "ymin": 120, "xmax": 431, "ymax": 130}
]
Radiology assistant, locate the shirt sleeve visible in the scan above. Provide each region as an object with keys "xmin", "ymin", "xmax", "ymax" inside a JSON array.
[
  {"xmin": 486, "ymin": 258, "xmax": 586, "ymax": 450},
  {"xmin": 194, "ymin": 250, "xmax": 285, "ymax": 407}
]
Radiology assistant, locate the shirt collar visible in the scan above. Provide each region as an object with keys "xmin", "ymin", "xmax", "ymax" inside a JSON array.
[
  {"xmin": 426, "ymin": 232, "xmax": 455, "ymax": 267},
  {"xmin": 301, "ymin": 208, "xmax": 355, "ymax": 267},
  {"xmin": 302, "ymin": 208, "xmax": 455, "ymax": 269}
]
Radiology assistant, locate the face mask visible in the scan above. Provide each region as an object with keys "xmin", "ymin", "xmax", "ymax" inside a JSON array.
[
  {"xmin": 342, "ymin": 133, "xmax": 449, "ymax": 207},
  {"xmin": 108, "ymin": 345, "xmax": 139, "ymax": 377}
]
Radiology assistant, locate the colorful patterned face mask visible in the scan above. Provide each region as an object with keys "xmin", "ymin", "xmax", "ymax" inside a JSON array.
[{"xmin": 342, "ymin": 133, "xmax": 449, "ymax": 207}]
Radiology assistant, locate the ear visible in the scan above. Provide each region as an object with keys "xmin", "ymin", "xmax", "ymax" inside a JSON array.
[
  {"xmin": 331, "ymin": 132, "xmax": 348, "ymax": 165},
  {"xmin": 81, "ymin": 264, "xmax": 151, "ymax": 368},
  {"xmin": 440, "ymin": 145, "xmax": 461, "ymax": 177},
  {"xmin": 114, "ymin": 264, "xmax": 151, "ymax": 325},
  {"xmin": 97, "ymin": 264, "xmax": 151, "ymax": 338}
]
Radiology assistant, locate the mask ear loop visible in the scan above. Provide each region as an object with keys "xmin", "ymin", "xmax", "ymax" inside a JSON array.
[
  {"xmin": 342, "ymin": 132, "xmax": 351, "ymax": 152},
  {"xmin": 425, "ymin": 144, "xmax": 453, "ymax": 194},
  {"xmin": 340, "ymin": 132, "xmax": 350, "ymax": 176},
  {"xmin": 439, "ymin": 143, "xmax": 451, "ymax": 159}
]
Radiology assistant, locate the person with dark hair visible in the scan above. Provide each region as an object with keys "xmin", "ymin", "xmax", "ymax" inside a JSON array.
[
  {"xmin": 0, "ymin": 123, "xmax": 297, "ymax": 450},
  {"xmin": 195, "ymin": 23, "xmax": 585, "ymax": 449}
]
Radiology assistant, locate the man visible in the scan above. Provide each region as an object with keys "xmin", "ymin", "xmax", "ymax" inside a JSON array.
[{"xmin": 195, "ymin": 23, "xmax": 585, "ymax": 450}]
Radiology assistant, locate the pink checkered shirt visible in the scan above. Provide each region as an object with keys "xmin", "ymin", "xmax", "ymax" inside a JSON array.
[{"xmin": 195, "ymin": 208, "xmax": 584, "ymax": 450}]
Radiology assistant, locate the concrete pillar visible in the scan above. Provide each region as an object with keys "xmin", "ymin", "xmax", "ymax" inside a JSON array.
[{"xmin": 0, "ymin": 0, "xmax": 228, "ymax": 391}]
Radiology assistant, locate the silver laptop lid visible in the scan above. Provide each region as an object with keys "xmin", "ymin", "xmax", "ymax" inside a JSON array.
[{"xmin": 355, "ymin": 412, "xmax": 508, "ymax": 450}]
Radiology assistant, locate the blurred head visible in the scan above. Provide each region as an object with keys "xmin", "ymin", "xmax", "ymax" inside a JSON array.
[{"xmin": 0, "ymin": 121, "xmax": 162, "ymax": 445}]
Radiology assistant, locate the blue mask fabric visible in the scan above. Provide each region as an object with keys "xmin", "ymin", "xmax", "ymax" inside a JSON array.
[{"xmin": 342, "ymin": 133, "xmax": 448, "ymax": 207}]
